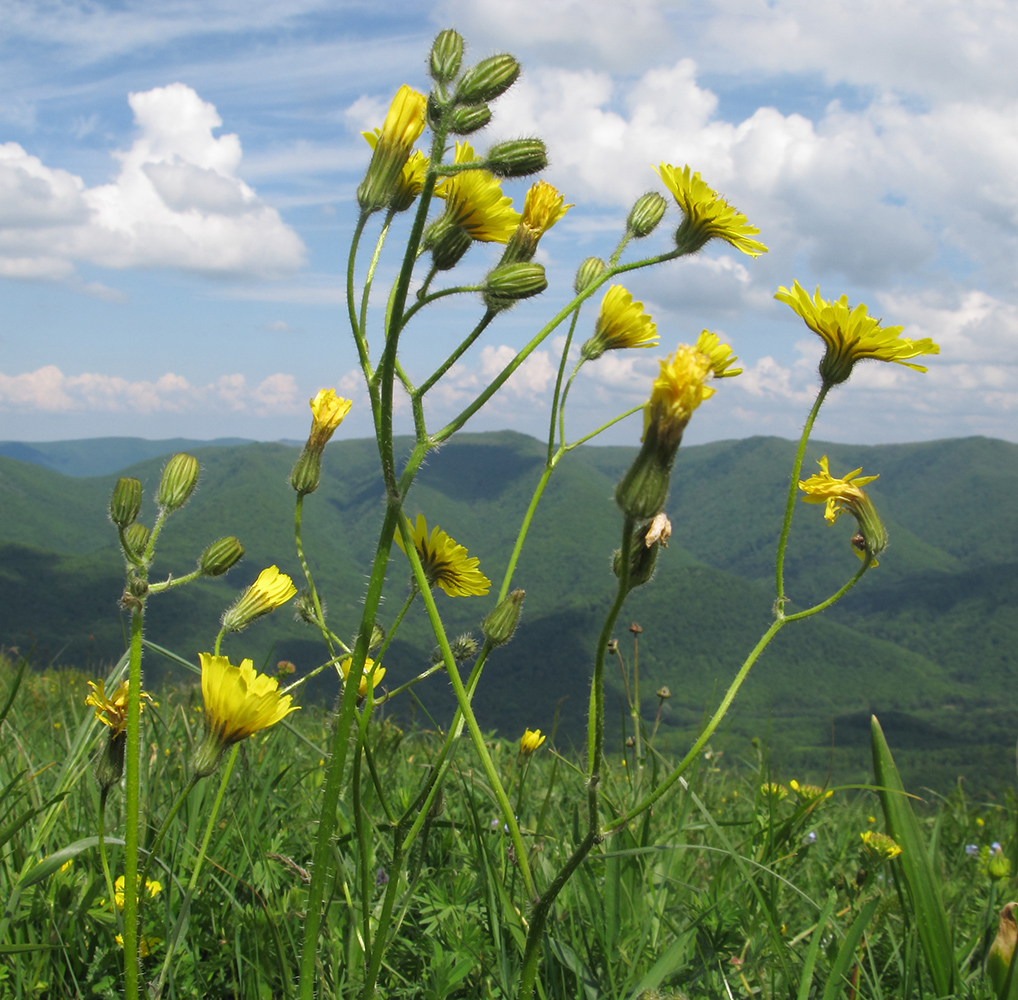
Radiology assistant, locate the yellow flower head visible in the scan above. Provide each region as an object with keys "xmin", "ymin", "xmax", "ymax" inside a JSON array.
[
  {"xmin": 799, "ymin": 457, "xmax": 888, "ymax": 564},
  {"xmin": 582, "ymin": 285, "xmax": 659, "ymax": 360},
  {"xmin": 775, "ymin": 280, "xmax": 939, "ymax": 386},
  {"xmin": 115, "ymin": 932, "xmax": 162, "ymax": 957},
  {"xmin": 695, "ymin": 330, "xmax": 742, "ymax": 378},
  {"xmin": 339, "ymin": 656, "xmax": 386, "ymax": 698},
  {"xmin": 790, "ymin": 779, "xmax": 832, "ymax": 803},
  {"xmin": 500, "ymin": 180, "xmax": 572, "ymax": 264},
  {"xmin": 643, "ymin": 344, "xmax": 715, "ymax": 450},
  {"xmin": 434, "ymin": 142, "xmax": 521, "ymax": 243},
  {"xmin": 357, "ymin": 85, "xmax": 428, "ymax": 211},
  {"xmin": 760, "ymin": 782, "xmax": 789, "ymax": 801},
  {"xmin": 193, "ymin": 653, "xmax": 298, "ymax": 776},
  {"xmin": 519, "ymin": 728, "xmax": 546, "ymax": 755},
  {"xmin": 221, "ymin": 566, "xmax": 297, "ymax": 632},
  {"xmin": 105, "ymin": 874, "xmax": 162, "ymax": 911},
  {"xmin": 85, "ymin": 679, "xmax": 154, "ymax": 737},
  {"xmin": 395, "ymin": 514, "xmax": 491, "ymax": 597},
  {"xmin": 307, "ymin": 389, "xmax": 352, "ymax": 451},
  {"xmin": 655, "ymin": 163, "xmax": 767, "ymax": 257},
  {"xmin": 860, "ymin": 829, "xmax": 902, "ymax": 861},
  {"xmin": 363, "ymin": 131, "xmax": 428, "ymax": 212}
]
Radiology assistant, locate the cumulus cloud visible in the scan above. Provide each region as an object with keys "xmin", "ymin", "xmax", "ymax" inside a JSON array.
[
  {"xmin": 0, "ymin": 84, "xmax": 305, "ymax": 284},
  {"xmin": 0, "ymin": 366, "xmax": 304, "ymax": 415}
]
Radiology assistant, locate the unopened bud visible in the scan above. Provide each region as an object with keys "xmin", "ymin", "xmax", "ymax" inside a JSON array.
[
  {"xmin": 94, "ymin": 730, "xmax": 126, "ymax": 791},
  {"xmin": 627, "ymin": 192, "xmax": 668, "ymax": 238},
  {"xmin": 122, "ymin": 523, "xmax": 150, "ymax": 558},
  {"xmin": 447, "ymin": 103, "xmax": 492, "ymax": 135},
  {"xmin": 429, "ymin": 29, "xmax": 463, "ymax": 84},
  {"xmin": 110, "ymin": 477, "xmax": 142, "ymax": 529},
  {"xmin": 575, "ymin": 256, "xmax": 606, "ymax": 294},
  {"xmin": 290, "ymin": 450, "xmax": 323, "ymax": 496},
  {"xmin": 157, "ymin": 453, "xmax": 199, "ymax": 512},
  {"xmin": 482, "ymin": 589, "xmax": 524, "ymax": 647},
  {"xmin": 456, "ymin": 53, "xmax": 520, "ymax": 104},
  {"xmin": 199, "ymin": 536, "xmax": 245, "ymax": 577},
  {"xmin": 485, "ymin": 139, "xmax": 547, "ymax": 178},
  {"xmin": 656, "ymin": 686, "xmax": 671, "ymax": 700},
  {"xmin": 483, "ymin": 262, "xmax": 547, "ymax": 311},
  {"xmin": 294, "ymin": 591, "xmax": 322, "ymax": 626},
  {"xmin": 613, "ymin": 527, "xmax": 659, "ymax": 590}
]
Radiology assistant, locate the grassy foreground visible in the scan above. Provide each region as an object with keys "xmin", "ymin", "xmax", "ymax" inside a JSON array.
[{"xmin": 1, "ymin": 653, "xmax": 1014, "ymax": 999}]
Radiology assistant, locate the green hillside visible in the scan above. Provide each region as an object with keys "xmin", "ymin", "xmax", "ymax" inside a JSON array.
[{"xmin": 1, "ymin": 431, "xmax": 1016, "ymax": 788}]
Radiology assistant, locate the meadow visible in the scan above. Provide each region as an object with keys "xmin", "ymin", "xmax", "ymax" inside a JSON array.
[{"xmin": 1, "ymin": 652, "xmax": 1014, "ymax": 999}]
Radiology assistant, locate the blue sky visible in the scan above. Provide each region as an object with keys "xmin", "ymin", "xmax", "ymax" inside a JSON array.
[{"xmin": 2, "ymin": 0, "xmax": 1016, "ymax": 448}]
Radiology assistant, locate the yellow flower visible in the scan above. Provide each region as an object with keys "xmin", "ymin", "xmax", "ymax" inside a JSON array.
[
  {"xmin": 519, "ymin": 728, "xmax": 546, "ymax": 755},
  {"xmin": 434, "ymin": 142, "xmax": 521, "ymax": 243},
  {"xmin": 363, "ymin": 131, "xmax": 428, "ymax": 212},
  {"xmin": 308, "ymin": 389, "xmax": 352, "ymax": 450},
  {"xmin": 339, "ymin": 656, "xmax": 386, "ymax": 698},
  {"xmin": 582, "ymin": 285, "xmax": 659, "ymax": 360},
  {"xmin": 799, "ymin": 458, "xmax": 888, "ymax": 565},
  {"xmin": 790, "ymin": 779, "xmax": 832, "ymax": 802},
  {"xmin": 643, "ymin": 344, "xmax": 715, "ymax": 450},
  {"xmin": 775, "ymin": 280, "xmax": 939, "ymax": 386},
  {"xmin": 761, "ymin": 782, "xmax": 789, "ymax": 801},
  {"xmin": 799, "ymin": 457, "xmax": 879, "ymax": 525},
  {"xmin": 115, "ymin": 933, "xmax": 162, "ymax": 957},
  {"xmin": 85, "ymin": 679, "xmax": 154, "ymax": 737},
  {"xmin": 860, "ymin": 829, "xmax": 902, "ymax": 861},
  {"xmin": 104, "ymin": 874, "xmax": 162, "ymax": 911},
  {"xmin": 395, "ymin": 514, "xmax": 491, "ymax": 597},
  {"xmin": 357, "ymin": 85, "xmax": 428, "ymax": 211},
  {"xmin": 655, "ymin": 163, "xmax": 767, "ymax": 257},
  {"xmin": 501, "ymin": 180, "xmax": 572, "ymax": 264},
  {"xmin": 192, "ymin": 653, "xmax": 298, "ymax": 776},
  {"xmin": 221, "ymin": 566, "xmax": 297, "ymax": 632},
  {"xmin": 695, "ymin": 330, "xmax": 742, "ymax": 378}
]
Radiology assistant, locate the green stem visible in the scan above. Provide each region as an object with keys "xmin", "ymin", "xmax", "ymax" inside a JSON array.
[
  {"xmin": 374, "ymin": 588, "xmax": 417, "ymax": 661},
  {"xmin": 154, "ymin": 744, "xmax": 239, "ymax": 997},
  {"xmin": 547, "ymin": 312, "xmax": 581, "ymax": 462},
  {"xmin": 784, "ymin": 557, "xmax": 872, "ymax": 621},
  {"xmin": 400, "ymin": 283, "xmax": 482, "ymax": 328},
  {"xmin": 97, "ymin": 788, "xmax": 122, "ymax": 934},
  {"xmin": 138, "ymin": 774, "xmax": 201, "ymax": 890},
  {"xmin": 295, "ymin": 494, "xmax": 336, "ymax": 657},
  {"xmin": 415, "ymin": 310, "xmax": 496, "ymax": 398},
  {"xmin": 775, "ymin": 384, "xmax": 831, "ymax": 610},
  {"xmin": 498, "ymin": 462, "xmax": 556, "ymax": 603},
  {"xmin": 122, "ymin": 604, "xmax": 145, "ymax": 1000}
]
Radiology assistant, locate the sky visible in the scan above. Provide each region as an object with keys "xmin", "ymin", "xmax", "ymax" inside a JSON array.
[{"xmin": 1, "ymin": 0, "xmax": 1016, "ymax": 449}]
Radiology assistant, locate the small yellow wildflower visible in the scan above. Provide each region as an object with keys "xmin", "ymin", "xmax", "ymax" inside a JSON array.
[
  {"xmin": 655, "ymin": 163, "xmax": 767, "ymax": 257},
  {"xmin": 775, "ymin": 280, "xmax": 939, "ymax": 386},
  {"xmin": 396, "ymin": 514, "xmax": 491, "ymax": 597},
  {"xmin": 860, "ymin": 830, "xmax": 902, "ymax": 860},
  {"xmin": 501, "ymin": 180, "xmax": 572, "ymax": 263},
  {"xmin": 308, "ymin": 389, "xmax": 352, "ymax": 451},
  {"xmin": 434, "ymin": 142, "xmax": 521, "ymax": 243},
  {"xmin": 103, "ymin": 874, "xmax": 162, "ymax": 911},
  {"xmin": 221, "ymin": 566, "xmax": 297, "ymax": 632},
  {"xmin": 519, "ymin": 728, "xmax": 546, "ymax": 755},
  {"xmin": 357, "ymin": 85, "xmax": 428, "ymax": 211},
  {"xmin": 85, "ymin": 679, "xmax": 155, "ymax": 737},
  {"xmin": 799, "ymin": 456, "xmax": 888, "ymax": 563},
  {"xmin": 582, "ymin": 285, "xmax": 659, "ymax": 360},
  {"xmin": 643, "ymin": 345, "xmax": 715, "ymax": 451},
  {"xmin": 695, "ymin": 331, "xmax": 742, "ymax": 378},
  {"xmin": 339, "ymin": 656, "xmax": 386, "ymax": 698},
  {"xmin": 192, "ymin": 654, "xmax": 298, "ymax": 777},
  {"xmin": 115, "ymin": 933, "xmax": 162, "ymax": 957}
]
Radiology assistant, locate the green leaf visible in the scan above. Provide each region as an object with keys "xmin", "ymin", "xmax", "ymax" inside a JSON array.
[
  {"xmin": 19, "ymin": 836, "xmax": 125, "ymax": 889},
  {"xmin": 798, "ymin": 889, "xmax": 837, "ymax": 1000},
  {"xmin": 820, "ymin": 897, "xmax": 879, "ymax": 1000},
  {"xmin": 871, "ymin": 714, "xmax": 957, "ymax": 998}
]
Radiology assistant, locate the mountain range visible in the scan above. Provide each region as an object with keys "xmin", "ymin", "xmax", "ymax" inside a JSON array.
[{"xmin": 1, "ymin": 431, "xmax": 1015, "ymax": 791}]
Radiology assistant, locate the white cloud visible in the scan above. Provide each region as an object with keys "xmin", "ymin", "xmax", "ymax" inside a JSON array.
[
  {"xmin": 0, "ymin": 365, "xmax": 305, "ymax": 414},
  {"xmin": 0, "ymin": 84, "xmax": 305, "ymax": 283}
]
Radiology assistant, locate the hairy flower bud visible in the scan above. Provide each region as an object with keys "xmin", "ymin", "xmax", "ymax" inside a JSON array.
[
  {"xmin": 110, "ymin": 477, "xmax": 142, "ymax": 529},
  {"xmin": 447, "ymin": 103, "xmax": 491, "ymax": 135},
  {"xmin": 627, "ymin": 192, "xmax": 668, "ymax": 238},
  {"xmin": 94, "ymin": 730, "xmax": 126, "ymax": 791},
  {"xmin": 575, "ymin": 256, "xmax": 606, "ymax": 294},
  {"xmin": 122, "ymin": 523, "xmax": 150, "ymax": 558},
  {"xmin": 485, "ymin": 139, "xmax": 547, "ymax": 178},
  {"xmin": 157, "ymin": 453, "xmax": 199, "ymax": 512},
  {"xmin": 427, "ymin": 219, "xmax": 474, "ymax": 270},
  {"xmin": 482, "ymin": 589, "xmax": 524, "ymax": 647},
  {"xmin": 429, "ymin": 28, "xmax": 463, "ymax": 84},
  {"xmin": 199, "ymin": 536, "xmax": 245, "ymax": 577},
  {"xmin": 456, "ymin": 53, "xmax": 520, "ymax": 104},
  {"xmin": 612, "ymin": 521, "xmax": 664, "ymax": 590},
  {"xmin": 483, "ymin": 262, "xmax": 547, "ymax": 311}
]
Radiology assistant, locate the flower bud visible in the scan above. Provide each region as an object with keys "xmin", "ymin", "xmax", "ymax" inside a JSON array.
[
  {"xmin": 613, "ymin": 522, "xmax": 662, "ymax": 590},
  {"xmin": 122, "ymin": 523, "xmax": 150, "ymax": 558},
  {"xmin": 627, "ymin": 191, "xmax": 668, "ymax": 238},
  {"xmin": 157, "ymin": 453, "xmax": 199, "ymax": 512},
  {"xmin": 482, "ymin": 589, "xmax": 524, "ymax": 647},
  {"xmin": 447, "ymin": 103, "xmax": 492, "ymax": 135},
  {"xmin": 656, "ymin": 686, "xmax": 671, "ymax": 700},
  {"xmin": 429, "ymin": 28, "xmax": 463, "ymax": 84},
  {"xmin": 110, "ymin": 477, "xmax": 142, "ymax": 529},
  {"xmin": 428, "ymin": 220, "xmax": 473, "ymax": 270},
  {"xmin": 614, "ymin": 422, "xmax": 675, "ymax": 521},
  {"xmin": 988, "ymin": 903, "xmax": 1018, "ymax": 999},
  {"xmin": 452, "ymin": 633, "xmax": 479, "ymax": 661},
  {"xmin": 94, "ymin": 730, "xmax": 126, "ymax": 791},
  {"xmin": 456, "ymin": 53, "xmax": 521, "ymax": 104},
  {"xmin": 485, "ymin": 139, "xmax": 547, "ymax": 178},
  {"xmin": 483, "ymin": 262, "xmax": 547, "ymax": 311},
  {"xmin": 294, "ymin": 590, "xmax": 321, "ymax": 626},
  {"xmin": 199, "ymin": 536, "xmax": 245, "ymax": 577},
  {"xmin": 575, "ymin": 256, "xmax": 606, "ymax": 294}
]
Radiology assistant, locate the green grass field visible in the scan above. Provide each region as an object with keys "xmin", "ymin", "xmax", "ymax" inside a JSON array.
[{"xmin": 2, "ymin": 651, "xmax": 1015, "ymax": 999}]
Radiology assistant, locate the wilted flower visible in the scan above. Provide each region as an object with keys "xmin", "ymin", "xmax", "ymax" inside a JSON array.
[
  {"xmin": 396, "ymin": 514, "xmax": 491, "ymax": 597},
  {"xmin": 775, "ymin": 280, "xmax": 939, "ymax": 386},
  {"xmin": 655, "ymin": 163, "xmax": 767, "ymax": 257}
]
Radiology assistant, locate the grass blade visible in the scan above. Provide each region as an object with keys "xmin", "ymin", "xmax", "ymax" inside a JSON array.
[{"xmin": 820, "ymin": 897, "xmax": 879, "ymax": 1000}]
